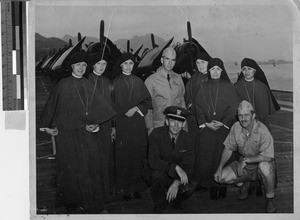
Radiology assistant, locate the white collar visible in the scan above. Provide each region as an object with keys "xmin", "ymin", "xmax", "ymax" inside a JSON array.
[
  {"xmin": 72, "ymin": 73, "xmax": 82, "ymax": 78},
  {"xmin": 245, "ymin": 78, "xmax": 254, "ymax": 82},
  {"xmin": 122, "ymin": 71, "xmax": 131, "ymax": 76},
  {"xmin": 93, "ymin": 70, "xmax": 103, "ymax": 76}
]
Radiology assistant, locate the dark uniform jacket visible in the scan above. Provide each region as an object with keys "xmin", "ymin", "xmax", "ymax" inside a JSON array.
[{"xmin": 148, "ymin": 125, "xmax": 195, "ymax": 180}]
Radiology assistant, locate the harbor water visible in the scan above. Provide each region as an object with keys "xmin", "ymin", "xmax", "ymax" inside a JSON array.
[{"xmin": 225, "ymin": 63, "xmax": 293, "ymax": 92}]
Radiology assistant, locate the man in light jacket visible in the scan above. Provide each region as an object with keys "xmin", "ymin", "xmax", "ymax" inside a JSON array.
[{"xmin": 144, "ymin": 47, "xmax": 186, "ymax": 135}]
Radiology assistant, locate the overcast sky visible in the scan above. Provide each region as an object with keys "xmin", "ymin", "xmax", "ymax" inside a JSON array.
[{"xmin": 34, "ymin": 0, "xmax": 295, "ymax": 63}]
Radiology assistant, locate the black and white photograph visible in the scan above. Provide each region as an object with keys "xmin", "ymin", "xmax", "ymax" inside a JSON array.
[{"xmin": 1, "ymin": 0, "xmax": 299, "ymax": 219}]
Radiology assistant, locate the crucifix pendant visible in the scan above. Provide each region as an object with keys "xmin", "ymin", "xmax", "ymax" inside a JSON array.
[{"xmin": 213, "ymin": 112, "xmax": 216, "ymax": 115}]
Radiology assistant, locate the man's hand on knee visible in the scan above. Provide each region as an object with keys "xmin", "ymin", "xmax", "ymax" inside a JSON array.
[
  {"xmin": 214, "ymin": 167, "xmax": 223, "ymax": 183},
  {"xmin": 166, "ymin": 180, "xmax": 180, "ymax": 202},
  {"xmin": 237, "ymin": 157, "xmax": 247, "ymax": 176}
]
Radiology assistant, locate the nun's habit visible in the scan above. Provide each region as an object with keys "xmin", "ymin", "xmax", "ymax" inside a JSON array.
[
  {"xmin": 86, "ymin": 51, "xmax": 116, "ymax": 195},
  {"xmin": 185, "ymin": 52, "xmax": 211, "ymax": 139},
  {"xmin": 112, "ymin": 52, "xmax": 152, "ymax": 195},
  {"xmin": 193, "ymin": 58, "xmax": 240, "ymax": 194},
  {"xmin": 40, "ymin": 52, "xmax": 116, "ymax": 213},
  {"xmin": 235, "ymin": 58, "xmax": 279, "ymax": 130}
]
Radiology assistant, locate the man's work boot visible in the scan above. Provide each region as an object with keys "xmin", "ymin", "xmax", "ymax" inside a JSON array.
[
  {"xmin": 238, "ymin": 181, "xmax": 250, "ymax": 200},
  {"xmin": 266, "ymin": 198, "xmax": 276, "ymax": 213},
  {"xmin": 219, "ymin": 186, "xmax": 227, "ymax": 199}
]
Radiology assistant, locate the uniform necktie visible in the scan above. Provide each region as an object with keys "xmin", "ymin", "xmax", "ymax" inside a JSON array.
[
  {"xmin": 167, "ymin": 74, "xmax": 172, "ymax": 89},
  {"xmin": 171, "ymin": 137, "xmax": 175, "ymax": 150}
]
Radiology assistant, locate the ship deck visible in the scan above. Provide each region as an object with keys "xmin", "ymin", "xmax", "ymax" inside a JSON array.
[{"xmin": 35, "ymin": 75, "xmax": 293, "ymax": 215}]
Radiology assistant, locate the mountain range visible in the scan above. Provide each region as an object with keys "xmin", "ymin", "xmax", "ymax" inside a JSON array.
[
  {"xmin": 35, "ymin": 33, "xmax": 68, "ymax": 61},
  {"xmin": 35, "ymin": 33, "xmax": 166, "ymax": 62}
]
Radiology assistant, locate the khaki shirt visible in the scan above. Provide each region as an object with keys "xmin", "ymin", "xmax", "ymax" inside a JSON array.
[
  {"xmin": 224, "ymin": 119, "xmax": 274, "ymax": 158},
  {"xmin": 144, "ymin": 67, "xmax": 186, "ymax": 130}
]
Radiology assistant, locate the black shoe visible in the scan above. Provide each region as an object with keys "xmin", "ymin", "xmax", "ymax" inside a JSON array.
[
  {"xmin": 210, "ymin": 186, "xmax": 219, "ymax": 200},
  {"xmin": 195, "ymin": 184, "xmax": 208, "ymax": 192},
  {"xmin": 219, "ymin": 186, "xmax": 227, "ymax": 199},
  {"xmin": 248, "ymin": 185, "xmax": 255, "ymax": 195},
  {"xmin": 153, "ymin": 206, "xmax": 163, "ymax": 213},
  {"xmin": 255, "ymin": 186, "xmax": 263, "ymax": 197},
  {"xmin": 133, "ymin": 192, "xmax": 142, "ymax": 199},
  {"xmin": 66, "ymin": 203, "xmax": 86, "ymax": 214},
  {"xmin": 99, "ymin": 209, "xmax": 109, "ymax": 214},
  {"xmin": 266, "ymin": 198, "xmax": 276, "ymax": 213},
  {"xmin": 75, "ymin": 206, "xmax": 86, "ymax": 214},
  {"xmin": 238, "ymin": 181, "xmax": 250, "ymax": 200},
  {"xmin": 172, "ymin": 200, "xmax": 183, "ymax": 211},
  {"xmin": 122, "ymin": 193, "xmax": 133, "ymax": 201}
]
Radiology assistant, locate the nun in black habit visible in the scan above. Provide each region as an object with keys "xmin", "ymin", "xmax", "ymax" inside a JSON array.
[
  {"xmin": 40, "ymin": 52, "xmax": 116, "ymax": 214},
  {"xmin": 86, "ymin": 52, "xmax": 116, "ymax": 194},
  {"xmin": 112, "ymin": 52, "xmax": 152, "ymax": 199},
  {"xmin": 193, "ymin": 58, "xmax": 240, "ymax": 199},
  {"xmin": 185, "ymin": 52, "xmax": 211, "ymax": 149},
  {"xmin": 234, "ymin": 58, "xmax": 280, "ymax": 130},
  {"xmin": 234, "ymin": 58, "xmax": 280, "ymax": 196}
]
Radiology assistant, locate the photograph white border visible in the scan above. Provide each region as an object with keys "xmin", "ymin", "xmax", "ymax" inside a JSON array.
[{"xmin": 28, "ymin": 0, "xmax": 300, "ymax": 219}]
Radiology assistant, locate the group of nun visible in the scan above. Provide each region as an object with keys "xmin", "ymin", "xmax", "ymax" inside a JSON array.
[
  {"xmin": 40, "ymin": 48, "xmax": 279, "ymax": 213},
  {"xmin": 185, "ymin": 53, "xmax": 279, "ymax": 200}
]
